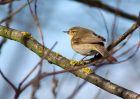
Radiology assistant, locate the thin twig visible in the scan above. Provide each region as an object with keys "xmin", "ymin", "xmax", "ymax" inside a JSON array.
[
  {"xmin": 20, "ymin": 64, "xmax": 91, "ymax": 92},
  {"xmin": 107, "ymin": 23, "xmax": 139, "ymax": 51},
  {"xmin": 52, "ymin": 68, "xmax": 58, "ymax": 99},
  {"xmin": 19, "ymin": 41, "xmax": 58, "ymax": 89},
  {"xmin": 76, "ymin": 0, "xmax": 138, "ymax": 21},
  {"xmin": 98, "ymin": 9, "xmax": 110, "ymax": 42},
  {"xmin": 116, "ymin": 32, "xmax": 140, "ymax": 63},
  {"xmin": 68, "ymin": 81, "xmax": 87, "ymax": 99},
  {"xmin": 0, "ymin": 69, "xmax": 17, "ymax": 91},
  {"xmin": 0, "ymin": 0, "xmax": 33, "ymax": 24},
  {"xmin": 112, "ymin": 34, "xmax": 132, "ymax": 54}
]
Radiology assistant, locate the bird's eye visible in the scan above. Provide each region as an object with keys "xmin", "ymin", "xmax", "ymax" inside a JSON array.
[
  {"xmin": 72, "ymin": 30, "xmax": 76, "ymax": 33},
  {"xmin": 69, "ymin": 30, "xmax": 76, "ymax": 35}
]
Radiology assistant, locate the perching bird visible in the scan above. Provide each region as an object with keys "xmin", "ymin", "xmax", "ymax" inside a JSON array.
[{"xmin": 64, "ymin": 26, "xmax": 117, "ymax": 63}]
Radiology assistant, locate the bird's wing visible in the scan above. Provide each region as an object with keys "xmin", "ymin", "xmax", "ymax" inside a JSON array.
[
  {"xmin": 75, "ymin": 31, "xmax": 106, "ymax": 45},
  {"xmin": 91, "ymin": 31, "xmax": 106, "ymax": 41}
]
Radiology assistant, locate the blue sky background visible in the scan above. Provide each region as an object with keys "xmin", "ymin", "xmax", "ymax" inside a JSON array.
[{"xmin": 0, "ymin": 0, "xmax": 140, "ymax": 99}]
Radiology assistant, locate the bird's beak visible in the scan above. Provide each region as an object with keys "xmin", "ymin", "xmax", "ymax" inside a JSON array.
[{"xmin": 63, "ymin": 31, "xmax": 69, "ymax": 34}]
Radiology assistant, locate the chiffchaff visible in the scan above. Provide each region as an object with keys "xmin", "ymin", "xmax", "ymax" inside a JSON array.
[{"xmin": 64, "ymin": 26, "xmax": 117, "ymax": 63}]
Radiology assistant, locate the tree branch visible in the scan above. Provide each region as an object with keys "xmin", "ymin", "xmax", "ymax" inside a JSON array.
[
  {"xmin": 0, "ymin": 25, "xmax": 140, "ymax": 99},
  {"xmin": 75, "ymin": 0, "xmax": 138, "ymax": 21},
  {"xmin": 107, "ymin": 23, "xmax": 139, "ymax": 50}
]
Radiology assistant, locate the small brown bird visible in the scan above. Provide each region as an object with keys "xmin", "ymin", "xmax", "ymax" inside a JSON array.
[{"xmin": 64, "ymin": 26, "xmax": 117, "ymax": 63}]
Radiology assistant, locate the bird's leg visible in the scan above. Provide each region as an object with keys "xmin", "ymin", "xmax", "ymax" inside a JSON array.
[
  {"xmin": 84, "ymin": 53, "xmax": 100, "ymax": 64},
  {"xmin": 81, "ymin": 56, "xmax": 88, "ymax": 61}
]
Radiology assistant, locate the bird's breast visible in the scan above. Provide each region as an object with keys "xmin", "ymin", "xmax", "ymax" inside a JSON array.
[{"xmin": 72, "ymin": 44, "xmax": 97, "ymax": 56}]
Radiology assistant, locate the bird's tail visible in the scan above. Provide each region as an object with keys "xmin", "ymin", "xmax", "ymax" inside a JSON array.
[
  {"xmin": 106, "ymin": 54, "xmax": 117, "ymax": 63},
  {"xmin": 92, "ymin": 44, "xmax": 117, "ymax": 63}
]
